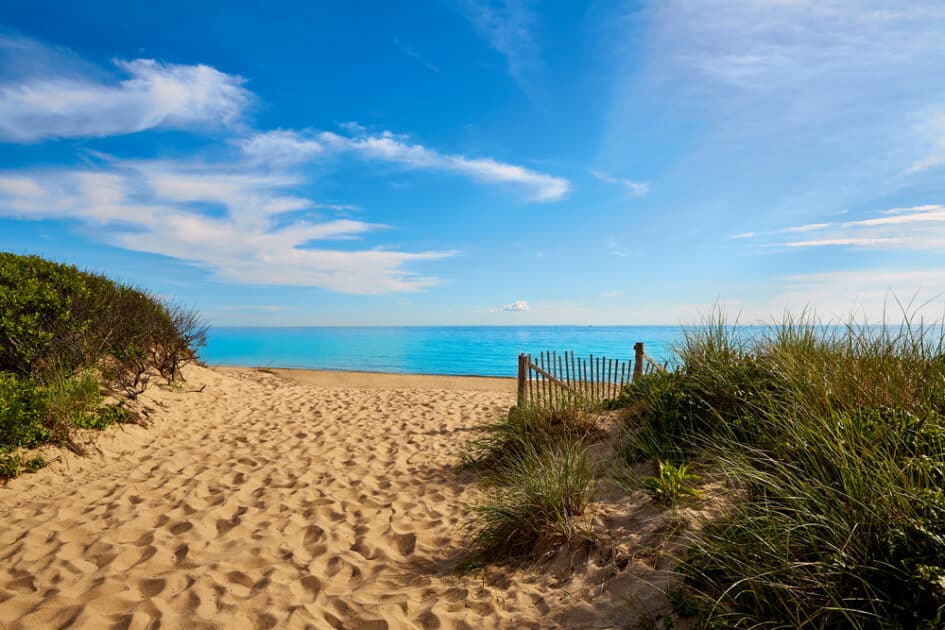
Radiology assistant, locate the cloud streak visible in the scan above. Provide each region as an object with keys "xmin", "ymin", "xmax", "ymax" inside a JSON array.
[
  {"xmin": 738, "ymin": 204, "xmax": 945, "ymax": 251},
  {"xmin": 241, "ymin": 128, "xmax": 570, "ymax": 201},
  {"xmin": 0, "ymin": 38, "xmax": 250, "ymax": 142},
  {"xmin": 591, "ymin": 169, "xmax": 650, "ymax": 197}
]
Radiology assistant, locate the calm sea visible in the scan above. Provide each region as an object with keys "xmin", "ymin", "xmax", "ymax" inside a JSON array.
[{"xmin": 203, "ymin": 326, "xmax": 685, "ymax": 377}]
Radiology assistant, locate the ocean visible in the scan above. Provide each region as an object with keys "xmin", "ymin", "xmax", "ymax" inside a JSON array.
[{"xmin": 203, "ymin": 326, "xmax": 686, "ymax": 377}]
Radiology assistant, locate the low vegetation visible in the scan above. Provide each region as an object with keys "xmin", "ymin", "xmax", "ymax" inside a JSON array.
[
  {"xmin": 460, "ymin": 404, "xmax": 599, "ymax": 564},
  {"xmin": 621, "ymin": 313, "xmax": 945, "ymax": 628},
  {"xmin": 463, "ymin": 311, "xmax": 945, "ymax": 628},
  {"xmin": 0, "ymin": 253, "xmax": 207, "ymax": 478}
]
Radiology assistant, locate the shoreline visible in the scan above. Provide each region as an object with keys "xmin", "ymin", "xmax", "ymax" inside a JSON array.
[{"xmin": 212, "ymin": 365, "xmax": 518, "ymax": 392}]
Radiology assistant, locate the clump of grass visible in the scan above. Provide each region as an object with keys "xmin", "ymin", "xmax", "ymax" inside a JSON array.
[
  {"xmin": 641, "ymin": 460, "xmax": 701, "ymax": 507},
  {"xmin": 465, "ymin": 440, "xmax": 596, "ymax": 563},
  {"xmin": 461, "ymin": 402, "xmax": 600, "ymax": 483},
  {"xmin": 615, "ymin": 310, "xmax": 945, "ymax": 627}
]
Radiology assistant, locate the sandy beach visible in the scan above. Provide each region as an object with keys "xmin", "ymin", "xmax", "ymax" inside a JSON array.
[{"xmin": 0, "ymin": 366, "xmax": 681, "ymax": 629}]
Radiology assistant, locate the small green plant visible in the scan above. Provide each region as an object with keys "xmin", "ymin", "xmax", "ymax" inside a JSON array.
[
  {"xmin": 642, "ymin": 461, "xmax": 701, "ymax": 506},
  {"xmin": 0, "ymin": 453, "xmax": 46, "ymax": 479}
]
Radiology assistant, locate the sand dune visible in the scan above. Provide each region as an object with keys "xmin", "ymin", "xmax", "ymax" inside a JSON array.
[{"xmin": 0, "ymin": 366, "xmax": 684, "ymax": 629}]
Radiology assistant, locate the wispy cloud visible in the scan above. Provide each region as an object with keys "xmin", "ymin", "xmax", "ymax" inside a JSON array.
[
  {"xmin": 0, "ymin": 37, "xmax": 250, "ymax": 142},
  {"xmin": 240, "ymin": 128, "xmax": 570, "ymax": 201},
  {"xmin": 392, "ymin": 38, "xmax": 439, "ymax": 72},
  {"xmin": 0, "ymin": 160, "xmax": 453, "ymax": 294},
  {"xmin": 591, "ymin": 169, "xmax": 650, "ymax": 197},
  {"xmin": 642, "ymin": 1, "xmax": 945, "ymax": 192},
  {"xmin": 239, "ymin": 129, "xmax": 323, "ymax": 165},
  {"xmin": 600, "ymin": 290, "xmax": 619, "ymax": 299},
  {"xmin": 906, "ymin": 115, "xmax": 945, "ymax": 174},
  {"xmin": 458, "ymin": 0, "xmax": 542, "ymax": 91},
  {"xmin": 503, "ymin": 300, "xmax": 529, "ymax": 311},
  {"xmin": 740, "ymin": 204, "xmax": 945, "ymax": 251}
]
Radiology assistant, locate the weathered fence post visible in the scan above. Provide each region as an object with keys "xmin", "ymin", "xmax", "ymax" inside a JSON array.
[
  {"xmin": 517, "ymin": 353, "xmax": 529, "ymax": 405},
  {"xmin": 633, "ymin": 342, "xmax": 644, "ymax": 383}
]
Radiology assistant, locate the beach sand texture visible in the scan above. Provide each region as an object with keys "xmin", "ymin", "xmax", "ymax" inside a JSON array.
[{"xmin": 0, "ymin": 366, "xmax": 678, "ymax": 629}]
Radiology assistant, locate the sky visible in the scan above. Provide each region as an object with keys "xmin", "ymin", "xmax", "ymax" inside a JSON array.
[{"xmin": 2, "ymin": 1, "xmax": 945, "ymax": 326}]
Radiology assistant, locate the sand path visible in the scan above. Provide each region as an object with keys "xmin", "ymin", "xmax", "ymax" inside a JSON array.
[{"xmin": 0, "ymin": 366, "xmax": 647, "ymax": 629}]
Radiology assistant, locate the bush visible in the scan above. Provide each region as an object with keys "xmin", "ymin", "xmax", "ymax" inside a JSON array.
[
  {"xmin": 0, "ymin": 252, "xmax": 206, "ymax": 477},
  {"xmin": 641, "ymin": 460, "xmax": 701, "ymax": 507},
  {"xmin": 0, "ymin": 454, "xmax": 46, "ymax": 479},
  {"xmin": 0, "ymin": 373, "xmax": 49, "ymax": 449}
]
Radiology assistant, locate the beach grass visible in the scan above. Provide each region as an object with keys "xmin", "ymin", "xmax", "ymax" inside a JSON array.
[
  {"xmin": 616, "ymin": 311, "xmax": 945, "ymax": 628},
  {"xmin": 465, "ymin": 439, "xmax": 596, "ymax": 564},
  {"xmin": 462, "ymin": 309, "xmax": 945, "ymax": 627}
]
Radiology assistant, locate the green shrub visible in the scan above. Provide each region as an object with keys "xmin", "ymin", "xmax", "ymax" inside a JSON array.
[
  {"xmin": 0, "ymin": 252, "xmax": 206, "ymax": 477},
  {"xmin": 0, "ymin": 454, "xmax": 46, "ymax": 480},
  {"xmin": 0, "ymin": 373, "xmax": 50, "ymax": 449}
]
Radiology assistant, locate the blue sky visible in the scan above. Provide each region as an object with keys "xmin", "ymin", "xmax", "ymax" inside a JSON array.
[{"xmin": 2, "ymin": 1, "xmax": 945, "ymax": 325}]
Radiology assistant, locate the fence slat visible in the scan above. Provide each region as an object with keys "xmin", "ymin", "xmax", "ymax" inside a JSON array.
[
  {"xmin": 564, "ymin": 351, "xmax": 571, "ymax": 405},
  {"xmin": 516, "ymin": 343, "xmax": 665, "ymax": 409}
]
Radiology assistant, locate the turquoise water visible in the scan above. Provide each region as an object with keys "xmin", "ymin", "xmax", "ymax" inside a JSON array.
[{"xmin": 203, "ymin": 326, "xmax": 685, "ymax": 377}]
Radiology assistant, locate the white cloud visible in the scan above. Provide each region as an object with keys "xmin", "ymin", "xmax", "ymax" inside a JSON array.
[
  {"xmin": 600, "ymin": 290, "xmax": 620, "ymax": 298},
  {"xmin": 591, "ymin": 169, "xmax": 650, "ymax": 197},
  {"xmin": 503, "ymin": 300, "xmax": 530, "ymax": 311},
  {"xmin": 238, "ymin": 128, "xmax": 570, "ymax": 201},
  {"xmin": 0, "ymin": 39, "xmax": 250, "ymax": 142},
  {"xmin": 239, "ymin": 130, "xmax": 324, "ymax": 165},
  {"xmin": 0, "ymin": 162, "xmax": 452, "ymax": 294},
  {"xmin": 738, "ymin": 205, "xmax": 945, "ymax": 251}
]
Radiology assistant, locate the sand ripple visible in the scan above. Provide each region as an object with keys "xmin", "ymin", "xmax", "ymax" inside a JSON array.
[{"xmin": 0, "ymin": 366, "xmax": 673, "ymax": 629}]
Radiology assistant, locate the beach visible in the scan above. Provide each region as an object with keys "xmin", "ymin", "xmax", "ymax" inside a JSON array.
[{"xmin": 0, "ymin": 365, "xmax": 679, "ymax": 629}]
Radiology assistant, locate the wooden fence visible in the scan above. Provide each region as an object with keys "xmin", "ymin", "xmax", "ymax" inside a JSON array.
[{"xmin": 516, "ymin": 342, "xmax": 665, "ymax": 407}]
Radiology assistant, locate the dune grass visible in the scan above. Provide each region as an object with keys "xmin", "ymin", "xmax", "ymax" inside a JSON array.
[
  {"xmin": 465, "ymin": 439, "xmax": 596, "ymax": 564},
  {"xmin": 460, "ymin": 403, "xmax": 600, "ymax": 564},
  {"xmin": 616, "ymin": 312, "xmax": 945, "ymax": 628}
]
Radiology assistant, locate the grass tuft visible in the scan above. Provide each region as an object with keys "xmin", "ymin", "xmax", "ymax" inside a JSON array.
[
  {"xmin": 465, "ymin": 440, "xmax": 596, "ymax": 563},
  {"xmin": 461, "ymin": 403, "xmax": 600, "ymax": 484}
]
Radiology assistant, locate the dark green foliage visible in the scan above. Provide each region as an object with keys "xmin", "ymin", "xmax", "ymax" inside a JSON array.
[
  {"xmin": 0, "ymin": 372, "xmax": 50, "ymax": 448},
  {"xmin": 0, "ymin": 453, "xmax": 46, "ymax": 479},
  {"xmin": 0, "ymin": 252, "xmax": 206, "ymax": 477},
  {"xmin": 615, "ymin": 313, "xmax": 945, "ymax": 628},
  {"xmin": 0, "ymin": 253, "xmax": 207, "ymax": 383}
]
